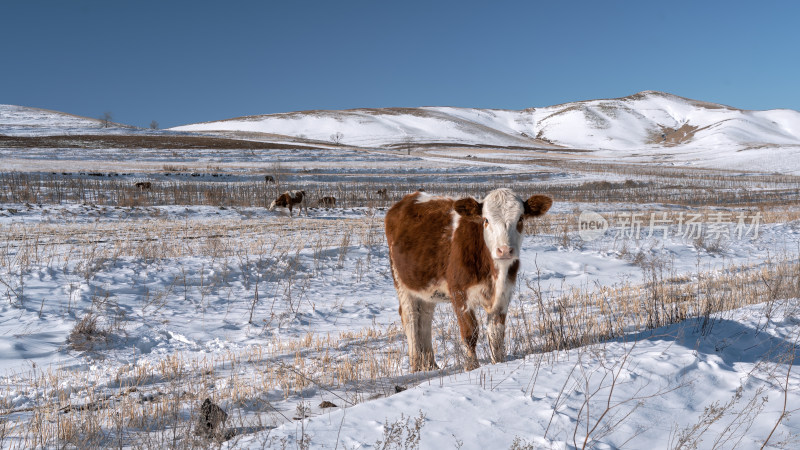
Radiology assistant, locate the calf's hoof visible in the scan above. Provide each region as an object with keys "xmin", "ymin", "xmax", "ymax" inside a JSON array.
[{"xmin": 463, "ymin": 357, "xmax": 480, "ymax": 372}]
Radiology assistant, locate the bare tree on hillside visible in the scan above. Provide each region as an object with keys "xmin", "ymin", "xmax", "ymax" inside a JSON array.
[
  {"xmin": 100, "ymin": 112, "xmax": 113, "ymax": 128},
  {"xmin": 150, "ymin": 120, "xmax": 159, "ymax": 130},
  {"xmin": 330, "ymin": 132, "xmax": 344, "ymax": 145},
  {"xmin": 403, "ymin": 136, "xmax": 415, "ymax": 155}
]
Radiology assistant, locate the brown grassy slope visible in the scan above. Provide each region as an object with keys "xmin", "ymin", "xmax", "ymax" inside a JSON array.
[{"xmin": 0, "ymin": 134, "xmax": 326, "ymax": 150}]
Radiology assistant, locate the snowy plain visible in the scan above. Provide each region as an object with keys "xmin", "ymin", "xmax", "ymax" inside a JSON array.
[{"xmin": 1, "ymin": 96, "xmax": 800, "ymax": 448}]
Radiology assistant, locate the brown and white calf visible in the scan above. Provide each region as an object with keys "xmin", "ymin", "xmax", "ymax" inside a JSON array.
[
  {"xmin": 385, "ymin": 188, "xmax": 552, "ymax": 372},
  {"xmin": 269, "ymin": 190, "xmax": 307, "ymax": 217}
]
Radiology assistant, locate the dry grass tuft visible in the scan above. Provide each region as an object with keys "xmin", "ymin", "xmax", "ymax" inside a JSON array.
[{"xmin": 67, "ymin": 312, "xmax": 109, "ymax": 352}]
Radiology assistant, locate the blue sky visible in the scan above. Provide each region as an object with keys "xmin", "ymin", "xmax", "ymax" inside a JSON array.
[{"xmin": 2, "ymin": 1, "xmax": 799, "ymax": 128}]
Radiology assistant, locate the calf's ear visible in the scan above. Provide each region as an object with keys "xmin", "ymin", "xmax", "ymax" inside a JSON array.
[
  {"xmin": 523, "ymin": 195, "xmax": 552, "ymax": 217},
  {"xmin": 454, "ymin": 198, "xmax": 482, "ymax": 218}
]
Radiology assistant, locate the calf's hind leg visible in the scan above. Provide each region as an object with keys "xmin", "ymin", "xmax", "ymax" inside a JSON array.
[
  {"xmin": 398, "ymin": 291, "xmax": 439, "ymax": 372},
  {"xmin": 417, "ymin": 301, "xmax": 438, "ymax": 370}
]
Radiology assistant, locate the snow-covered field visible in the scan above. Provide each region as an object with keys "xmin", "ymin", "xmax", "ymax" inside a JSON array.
[
  {"xmin": 257, "ymin": 301, "xmax": 800, "ymax": 449},
  {"xmin": 1, "ymin": 99, "xmax": 800, "ymax": 448}
]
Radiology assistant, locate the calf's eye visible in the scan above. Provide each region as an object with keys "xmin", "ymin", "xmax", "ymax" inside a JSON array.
[{"xmin": 483, "ymin": 218, "xmax": 489, "ymax": 228}]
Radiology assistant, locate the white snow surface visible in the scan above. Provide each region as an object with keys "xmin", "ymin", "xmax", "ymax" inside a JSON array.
[
  {"xmin": 1, "ymin": 200, "xmax": 799, "ymax": 448},
  {"xmin": 257, "ymin": 302, "xmax": 800, "ymax": 449}
]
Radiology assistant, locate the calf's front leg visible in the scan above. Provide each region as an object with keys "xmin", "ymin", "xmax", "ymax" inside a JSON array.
[
  {"xmin": 486, "ymin": 312, "xmax": 506, "ymax": 364},
  {"xmin": 453, "ymin": 304, "xmax": 480, "ymax": 371}
]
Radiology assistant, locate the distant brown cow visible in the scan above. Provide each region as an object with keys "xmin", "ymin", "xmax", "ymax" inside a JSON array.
[
  {"xmin": 318, "ymin": 196, "xmax": 336, "ymax": 207},
  {"xmin": 264, "ymin": 175, "xmax": 275, "ymax": 183},
  {"xmin": 376, "ymin": 188, "xmax": 388, "ymax": 199},
  {"xmin": 135, "ymin": 182, "xmax": 152, "ymax": 190},
  {"xmin": 269, "ymin": 190, "xmax": 307, "ymax": 217},
  {"xmin": 385, "ymin": 188, "xmax": 552, "ymax": 372}
]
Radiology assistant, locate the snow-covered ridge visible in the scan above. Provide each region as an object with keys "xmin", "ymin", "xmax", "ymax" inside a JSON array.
[
  {"xmin": 0, "ymin": 104, "xmax": 104, "ymax": 128},
  {"xmin": 175, "ymin": 106, "xmax": 548, "ymax": 149},
  {"xmin": 0, "ymin": 104, "xmax": 146, "ymax": 137},
  {"xmin": 6, "ymin": 92, "xmax": 800, "ymax": 153},
  {"xmin": 1, "ymin": 105, "xmax": 106, "ymax": 135},
  {"xmin": 531, "ymin": 90, "xmax": 800, "ymax": 151},
  {"xmin": 169, "ymin": 91, "xmax": 800, "ymax": 151}
]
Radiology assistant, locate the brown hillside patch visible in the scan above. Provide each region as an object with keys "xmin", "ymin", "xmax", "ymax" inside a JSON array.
[
  {"xmin": 650, "ymin": 123, "xmax": 700, "ymax": 146},
  {"xmin": 0, "ymin": 134, "xmax": 324, "ymax": 150}
]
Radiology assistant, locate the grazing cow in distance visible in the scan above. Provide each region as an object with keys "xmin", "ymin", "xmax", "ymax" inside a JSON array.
[
  {"xmin": 318, "ymin": 196, "xmax": 336, "ymax": 207},
  {"xmin": 264, "ymin": 175, "xmax": 275, "ymax": 183},
  {"xmin": 385, "ymin": 188, "xmax": 552, "ymax": 372},
  {"xmin": 376, "ymin": 188, "xmax": 388, "ymax": 199},
  {"xmin": 135, "ymin": 181, "xmax": 152, "ymax": 190},
  {"xmin": 269, "ymin": 190, "xmax": 307, "ymax": 217}
]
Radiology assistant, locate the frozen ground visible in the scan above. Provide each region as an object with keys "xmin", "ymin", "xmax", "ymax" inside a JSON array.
[
  {"xmin": 256, "ymin": 301, "xmax": 800, "ymax": 449},
  {"xmin": 1, "ymin": 198, "xmax": 799, "ymax": 447}
]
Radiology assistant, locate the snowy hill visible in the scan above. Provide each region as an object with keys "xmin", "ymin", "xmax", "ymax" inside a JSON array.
[
  {"xmin": 531, "ymin": 91, "xmax": 800, "ymax": 151},
  {"xmin": 0, "ymin": 104, "xmax": 115, "ymax": 136},
  {"xmin": 174, "ymin": 106, "xmax": 550, "ymax": 149},
  {"xmin": 170, "ymin": 91, "xmax": 800, "ymax": 153}
]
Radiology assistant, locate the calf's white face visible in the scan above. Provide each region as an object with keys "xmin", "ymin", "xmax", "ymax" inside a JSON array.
[
  {"xmin": 453, "ymin": 188, "xmax": 553, "ymax": 264},
  {"xmin": 481, "ymin": 189, "xmax": 525, "ymax": 261}
]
